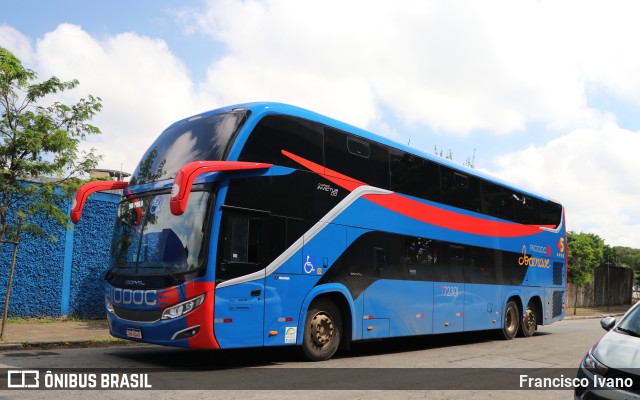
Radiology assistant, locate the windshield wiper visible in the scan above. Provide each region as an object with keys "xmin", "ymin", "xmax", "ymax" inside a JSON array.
[{"xmin": 616, "ymin": 327, "xmax": 640, "ymax": 338}]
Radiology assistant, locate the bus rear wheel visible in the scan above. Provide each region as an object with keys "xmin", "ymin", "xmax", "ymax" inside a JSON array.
[
  {"xmin": 501, "ymin": 300, "xmax": 519, "ymax": 340},
  {"xmin": 519, "ymin": 303, "xmax": 537, "ymax": 337},
  {"xmin": 302, "ymin": 299, "xmax": 342, "ymax": 361}
]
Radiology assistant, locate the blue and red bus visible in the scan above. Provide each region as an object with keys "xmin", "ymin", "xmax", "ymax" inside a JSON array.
[{"xmin": 71, "ymin": 102, "xmax": 567, "ymax": 361}]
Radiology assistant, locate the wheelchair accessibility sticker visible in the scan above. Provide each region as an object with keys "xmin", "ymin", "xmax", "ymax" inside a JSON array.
[{"xmin": 303, "ymin": 255, "xmax": 322, "ymax": 275}]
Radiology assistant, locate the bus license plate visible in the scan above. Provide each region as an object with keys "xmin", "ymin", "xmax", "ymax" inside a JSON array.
[{"xmin": 126, "ymin": 328, "xmax": 142, "ymax": 339}]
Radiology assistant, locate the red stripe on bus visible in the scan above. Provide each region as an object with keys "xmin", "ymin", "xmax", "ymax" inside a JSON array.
[{"xmin": 281, "ymin": 150, "xmax": 542, "ymax": 238}]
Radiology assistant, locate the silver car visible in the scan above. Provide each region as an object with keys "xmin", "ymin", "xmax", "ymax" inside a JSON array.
[{"xmin": 575, "ymin": 301, "xmax": 640, "ymax": 399}]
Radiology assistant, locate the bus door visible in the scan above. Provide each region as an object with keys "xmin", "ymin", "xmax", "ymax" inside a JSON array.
[
  {"xmin": 213, "ymin": 209, "xmax": 267, "ymax": 348},
  {"xmin": 433, "ymin": 244, "xmax": 465, "ymax": 334}
]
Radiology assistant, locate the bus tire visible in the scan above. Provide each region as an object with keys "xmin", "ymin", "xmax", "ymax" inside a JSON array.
[
  {"xmin": 302, "ymin": 298, "xmax": 342, "ymax": 361},
  {"xmin": 519, "ymin": 302, "xmax": 537, "ymax": 337},
  {"xmin": 501, "ymin": 300, "xmax": 519, "ymax": 340}
]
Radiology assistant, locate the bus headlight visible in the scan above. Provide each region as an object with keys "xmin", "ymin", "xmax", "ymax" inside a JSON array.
[
  {"xmin": 161, "ymin": 294, "xmax": 205, "ymax": 320},
  {"xmin": 106, "ymin": 299, "xmax": 114, "ymax": 314}
]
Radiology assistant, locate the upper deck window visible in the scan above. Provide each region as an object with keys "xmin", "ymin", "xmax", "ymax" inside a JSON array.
[
  {"xmin": 238, "ymin": 115, "xmax": 324, "ymax": 169},
  {"xmin": 131, "ymin": 110, "xmax": 249, "ymax": 185}
]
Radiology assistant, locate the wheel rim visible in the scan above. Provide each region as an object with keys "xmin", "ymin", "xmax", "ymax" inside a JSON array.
[
  {"xmin": 505, "ymin": 306, "xmax": 518, "ymax": 335},
  {"xmin": 524, "ymin": 308, "xmax": 535, "ymax": 332},
  {"xmin": 309, "ymin": 312, "xmax": 335, "ymax": 348}
]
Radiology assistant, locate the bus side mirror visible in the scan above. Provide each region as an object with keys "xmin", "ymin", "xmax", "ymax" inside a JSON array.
[
  {"xmin": 70, "ymin": 181, "xmax": 128, "ymax": 223},
  {"xmin": 170, "ymin": 161, "xmax": 272, "ymax": 216}
]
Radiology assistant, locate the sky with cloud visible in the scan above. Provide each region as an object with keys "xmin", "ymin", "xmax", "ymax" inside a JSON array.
[{"xmin": 2, "ymin": 0, "xmax": 639, "ymax": 247}]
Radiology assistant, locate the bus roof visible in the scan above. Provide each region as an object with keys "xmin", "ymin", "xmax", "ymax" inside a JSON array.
[{"xmin": 177, "ymin": 102, "xmax": 560, "ymax": 205}]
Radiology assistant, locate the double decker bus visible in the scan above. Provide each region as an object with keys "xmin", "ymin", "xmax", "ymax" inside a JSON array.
[{"xmin": 71, "ymin": 102, "xmax": 567, "ymax": 361}]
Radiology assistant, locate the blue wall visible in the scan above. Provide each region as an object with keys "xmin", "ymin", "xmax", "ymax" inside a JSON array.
[{"xmin": 0, "ymin": 191, "xmax": 119, "ymax": 318}]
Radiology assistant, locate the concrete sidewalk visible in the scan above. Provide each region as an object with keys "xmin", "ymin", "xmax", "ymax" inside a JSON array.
[
  {"xmin": 0, "ymin": 319, "xmax": 117, "ymax": 350},
  {"xmin": 563, "ymin": 304, "xmax": 632, "ymax": 319},
  {"xmin": 0, "ymin": 304, "xmax": 633, "ymax": 350}
]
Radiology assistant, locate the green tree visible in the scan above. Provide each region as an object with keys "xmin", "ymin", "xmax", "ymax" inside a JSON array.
[
  {"xmin": 0, "ymin": 47, "xmax": 102, "ymax": 241},
  {"xmin": 0, "ymin": 47, "xmax": 102, "ymax": 330},
  {"xmin": 567, "ymin": 231, "xmax": 604, "ymax": 314},
  {"xmin": 614, "ymin": 246, "xmax": 640, "ymax": 290}
]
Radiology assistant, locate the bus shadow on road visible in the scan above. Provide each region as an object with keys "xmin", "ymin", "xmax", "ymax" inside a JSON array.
[
  {"xmin": 342, "ymin": 330, "xmax": 501, "ymax": 359},
  {"xmin": 107, "ymin": 329, "xmax": 544, "ymax": 369}
]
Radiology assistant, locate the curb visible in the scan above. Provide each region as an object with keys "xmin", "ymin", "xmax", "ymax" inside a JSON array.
[
  {"xmin": 0, "ymin": 339, "xmax": 137, "ymax": 351},
  {"xmin": 564, "ymin": 313, "xmax": 626, "ymax": 320}
]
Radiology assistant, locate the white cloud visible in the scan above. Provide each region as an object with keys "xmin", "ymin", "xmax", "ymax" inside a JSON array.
[
  {"xmin": 3, "ymin": 1, "xmax": 640, "ymax": 249},
  {"xmin": 36, "ymin": 24, "xmax": 214, "ymax": 173},
  {"xmin": 0, "ymin": 25, "xmax": 34, "ymax": 65},
  {"xmin": 178, "ymin": 0, "xmax": 638, "ymax": 135},
  {"xmin": 491, "ymin": 123, "xmax": 640, "ymax": 247},
  {"xmin": 3, "ymin": 23, "xmax": 210, "ymax": 173}
]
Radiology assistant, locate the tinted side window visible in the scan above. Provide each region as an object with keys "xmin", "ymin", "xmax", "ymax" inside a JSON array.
[
  {"xmin": 217, "ymin": 212, "xmax": 264, "ymax": 281},
  {"xmin": 324, "ymin": 127, "xmax": 389, "ymax": 189},
  {"xmin": 239, "ymin": 115, "xmax": 324, "ymax": 169},
  {"xmin": 481, "ymin": 180, "xmax": 515, "ymax": 221},
  {"xmin": 222, "ymin": 215, "xmax": 261, "ymax": 264},
  {"xmin": 441, "ymin": 167, "xmax": 482, "ymax": 213},
  {"xmin": 541, "ymin": 201, "xmax": 563, "ymax": 228},
  {"xmin": 390, "ymin": 151, "xmax": 441, "ymax": 201},
  {"xmin": 216, "ymin": 211, "xmax": 289, "ymax": 282},
  {"xmin": 513, "ymin": 193, "xmax": 540, "ymax": 225}
]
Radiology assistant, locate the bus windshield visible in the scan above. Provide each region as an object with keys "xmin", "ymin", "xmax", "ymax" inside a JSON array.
[
  {"xmin": 109, "ymin": 191, "xmax": 211, "ymax": 276},
  {"xmin": 130, "ymin": 109, "xmax": 249, "ymax": 185}
]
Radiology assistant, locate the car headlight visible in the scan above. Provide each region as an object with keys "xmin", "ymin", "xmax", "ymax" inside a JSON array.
[
  {"xmin": 161, "ymin": 294, "xmax": 205, "ymax": 320},
  {"xmin": 582, "ymin": 350, "xmax": 609, "ymax": 375}
]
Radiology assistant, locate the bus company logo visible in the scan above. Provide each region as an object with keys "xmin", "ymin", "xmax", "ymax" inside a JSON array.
[
  {"xmin": 554, "ymin": 237, "xmax": 566, "ymax": 258},
  {"xmin": 518, "ymin": 246, "xmax": 551, "ymax": 269},
  {"xmin": 317, "ymin": 183, "xmax": 339, "ymax": 197},
  {"xmin": 106, "ymin": 286, "xmax": 158, "ymax": 306},
  {"xmin": 529, "ymin": 244, "xmax": 551, "ymax": 257}
]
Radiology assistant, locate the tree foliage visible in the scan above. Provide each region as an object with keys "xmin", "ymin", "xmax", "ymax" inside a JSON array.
[
  {"xmin": 0, "ymin": 47, "xmax": 102, "ymax": 243},
  {"xmin": 614, "ymin": 246, "xmax": 640, "ymax": 285},
  {"xmin": 567, "ymin": 231, "xmax": 604, "ymax": 287}
]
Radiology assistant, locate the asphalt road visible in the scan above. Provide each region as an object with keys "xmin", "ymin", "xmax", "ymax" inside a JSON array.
[{"xmin": 0, "ymin": 317, "xmax": 607, "ymax": 400}]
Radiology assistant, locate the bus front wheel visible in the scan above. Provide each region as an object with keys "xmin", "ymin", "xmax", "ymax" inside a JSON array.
[
  {"xmin": 501, "ymin": 300, "xmax": 519, "ymax": 340},
  {"xmin": 302, "ymin": 299, "xmax": 342, "ymax": 361}
]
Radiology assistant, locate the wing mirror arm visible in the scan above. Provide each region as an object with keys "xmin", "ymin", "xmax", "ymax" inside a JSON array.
[
  {"xmin": 70, "ymin": 181, "xmax": 129, "ymax": 224},
  {"xmin": 169, "ymin": 161, "xmax": 272, "ymax": 216}
]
